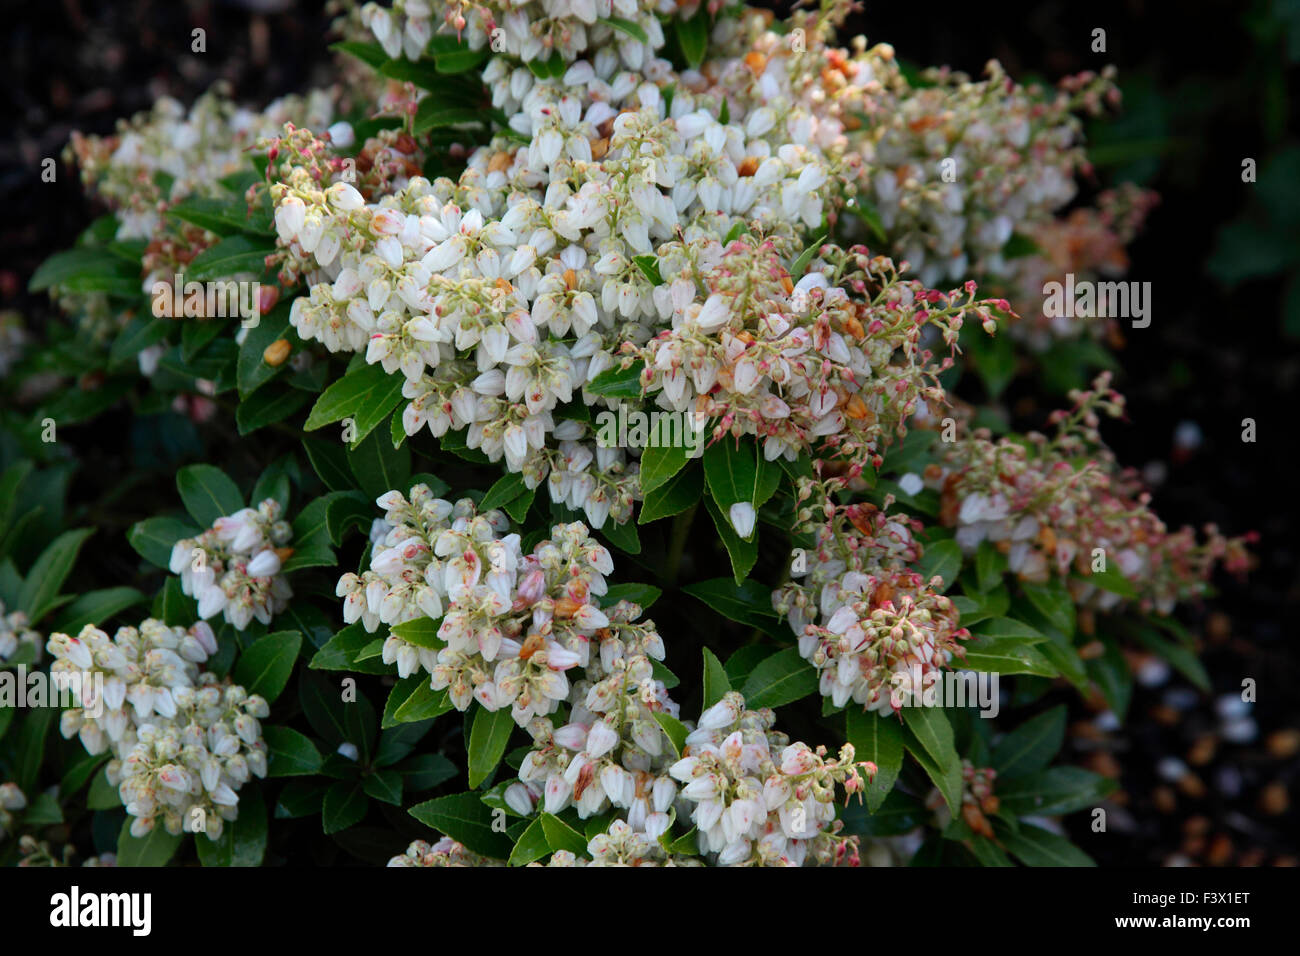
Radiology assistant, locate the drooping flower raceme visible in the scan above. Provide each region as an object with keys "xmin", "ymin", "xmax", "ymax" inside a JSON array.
[
  {"xmin": 669, "ymin": 691, "xmax": 875, "ymax": 866},
  {"xmin": 339, "ymin": 489, "xmax": 616, "ymax": 725},
  {"xmin": 774, "ymin": 477, "xmax": 971, "ymax": 712},
  {"xmin": 925, "ymin": 375, "xmax": 1253, "ymax": 614},
  {"xmin": 169, "ymin": 498, "xmax": 295, "ymax": 631},
  {"xmin": 46, "ymin": 620, "xmax": 268, "ymax": 840}
]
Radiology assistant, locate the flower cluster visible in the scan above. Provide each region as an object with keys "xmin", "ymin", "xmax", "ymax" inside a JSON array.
[
  {"xmin": 169, "ymin": 498, "xmax": 295, "ymax": 631},
  {"xmin": 505, "ymin": 596, "xmax": 679, "ymax": 828},
  {"xmin": 774, "ymin": 477, "xmax": 970, "ymax": 711},
  {"xmin": 268, "ymin": 3, "xmax": 1025, "ymax": 525},
  {"xmin": 66, "ymin": 84, "xmax": 335, "ymax": 244},
  {"xmin": 859, "ymin": 61, "xmax": 1120, "ymax": 288},
  {"xmin": 998, "ymin": 183, "xmax": 1159, "ymax": 348},
  {"xmin": 362, "ymin": 0, "xmax": 681, "ymax": 67},
  {"xmin": 388, "ymin": 836, "xmax": 501, "ymax": 866},
  {"xmin": 669, "ymin": 691, "xmax": 874, "ymax": 866},
  {"xmin": 46, "ymin": 620, "xmax": 268, "ymax": 839},
  {"xmin": 0, "ymin": 601, "xmax": 41, "ymax": 665},
  {"xmin": 339, "ymin": 489, "xmax": 622, "ymax": 724},
  {"xmin": 926, "ymin": 374, "xmax": 1253, "ymax": 614}
]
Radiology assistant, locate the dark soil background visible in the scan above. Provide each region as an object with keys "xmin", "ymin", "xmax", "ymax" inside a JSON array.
[{"xmin": 1, "ymin": 0, "xmax": 1296, "ymax": 865}]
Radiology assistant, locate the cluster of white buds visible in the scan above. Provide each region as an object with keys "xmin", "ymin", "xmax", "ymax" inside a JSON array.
[
  {"xmin": 0, "ymin": 782, "xmax": 26, "ymax": 839},
  {"xmin": 669, "ymin": 691, "xmax": 873, "ymax": 866},
  {"xmin": 0, "ymin": 601, "xmax": 41, "ymax": 665},
  {"xmin": 365, "ymin": 0, "xmax": 679, "ymax": 68},
  {"xmin": 387, "ymin": 836, "xmax": 501, "ymax": 866},
  {"xmin": 506, "ymin": 597, "xmax": 678, "ymax": 829},
  {"xmin": 860, "ymin": 61, "xmax": 1119, "ymax": 288},
  {"xmin": 169, "ymin": 498, "xmax": 295, "ymax": 631},
  {"xmin": 774, "ymin": 483, "xmax": 970, "ymax": 711},
  {"xmin": 927, "ymin": 375, "xmax": 1253, "ymax": 614},
  {"xmin": 637, "ymin": 240, "xmax": 998, "ymax": 469},
  {"xmin": 66, "ymin": 84, "xmax": 334, "ymax": 243},
  {"xmin": 340, "ymin": 490, "xmax": 621, "ymax": 725},
  {"xmin": 45, "ymin": 621, "xmax": 268, "ymax": 840}
]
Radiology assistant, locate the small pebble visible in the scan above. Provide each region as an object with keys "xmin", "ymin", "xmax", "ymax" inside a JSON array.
[
  {"xmin": 1221, "ymin": 717, "xmax": 1257, "ymax": 744},
  {"xmin": 1157, "ymin": 757, "xmax": 1188, "ymax": 782},
  {"xmin": 1266, "ymin": 728, "xmax": 1300, "ymax": 759},
  {"xmin": 1216, "ymin": 693, "xmax": 1251, "ymax": 720},
  {"xmin": 1136, "ymin": 656, "xmax": 1171, "ymax": 687},
  {"xmin": 1164, "ymin": 688, "xmax": 1200, "ymax": 712},
  {"xmin": 1259, "ymin": 782, "xmax": 1289, "ymax": 816},
  {"xmin": 1187, "ymin": 734, "xmax": 1217, "ymax": 766}
]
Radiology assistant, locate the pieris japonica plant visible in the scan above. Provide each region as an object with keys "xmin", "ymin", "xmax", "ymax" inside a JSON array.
[{"xmin": 2, "ymin": 0, "xmax": 1252, "ymax": 868}]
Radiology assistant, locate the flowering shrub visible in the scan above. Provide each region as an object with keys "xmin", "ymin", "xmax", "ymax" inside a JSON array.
[{"xmin": 0, "ymin": 0, "xmax": 1252, "ymax": 868}]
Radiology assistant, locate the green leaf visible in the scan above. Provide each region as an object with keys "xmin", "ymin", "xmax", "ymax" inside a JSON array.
[
  {"xmin": 479, "ymin": 473, "xmax": 529, "ymax": 512},
  {"xmin": 702, "ymin": 494, "xmax": 757, "ymax": 583},
  {"xmin": 17, "ymin": 528, "xmax": 93, "ymax": 621},
  {"xmin": 363, "ymin": 769, "xmax": 404, "ymax": 805},
  {"xmin": 682, "ymin": 578, "xmax": 780, "ymax": 630},
  {"xmin": 915, "ymin": 539, "xmax": 962, "ymax": 591},
  {"xmin": 393, "ymin": 681, "xmax": 453, "ymax": 725},
  {"xmin": 998, "ymin": 821, "xmax": 1096, "ymax": 866},
  {"xmin": 991, "ymin": 705, "xmax": 1066, "ymax": 779},
  {"xmin": 585, "ymin": 361, "xmax": 644, "ymax": 399},
  {"xmin": 740, "ymin": 647, "xmax": 817, "ymax": 709},
  {"xmin": 600, "ymin": 582, "xmax": 662, "ymax": 609},
  {"xmin": 322, "ymin": 780, "xmax": 369, "ymax": 834},
  {"xmin": 702, "ymin": 436, "xmax": 780, "ymax": 521},
  {"xmin": 305, "ymin": 361, "xmax": 405, "ymax": 435},
  {"xmin": 1127, "ymin": 621, "xmax": 1210, "ymax": 692},
  {"xmin": 409, "ymin": 792, "xmax": 514, "ymax": 858},
  {"xmin": 330, "ymin": 41, "xmax": 388, "ymax": 69},
  {"xmin": 87, "ymin": 767, "xmax": 121, "ymax": 810},
  {"xmin": 234, "ymin": 630, "xmax": 301, "ymax": 702},
  {"xmin": 900, "ymin": 708, "xmax": 962, "ymax": 815},
  {"xmin": 508, "ymin": 816, "xmax": 552, "ymax": 866},
  {"xmin": 390, "ymin": 617, "xmax": 445, "ymax": 649},
  {"xmin": 1020, "ymin": 579, "xmax": 1076, "ymax": 638},
  {"xmin": 196, "ymin": 785, "xmax": 268, "ymax": 866},
  {"xmin": 539, "ymin": 813, "xmax": 588, "ymax": 856},
  {"xmin": 467, "ymin": 707, "xmax": 515, "ymax": 789},
  {"xmin": 791, "ymin": 234, "xmax": 827, "ymax": 278},
  {"xmin": 348, "ymin": 426, "xmax": 411, "ymax": 500},
  {"xmin": 996, "ymin": 767, "xmax": 1117, "ymax": 817},
  {"xmin": 187, "ymin": 235, "xmax": 274, "ymax": 280},
  {"xmin": 236, "ymin": 385, "xmax": 310, "ymax": 435},
  {"xmin": 413, "ymin": 103, "xmax": 485, "ymax": 134},
  {"xmin": 599, "ymin": 16, "xmax": 649, "ymax": 43},
  {"xmin": 975, "ymin": 541, "xmax": 1006, "ymax": 593},
  {"xmin": 702, "ymin": 647, "xmax": 731, "ymax": 710},
  {"xmin": 1085, "ymin": 634, "xmax": 1133, "ymax": 720},
  {"xmin": 676, "ymin": 11, "xmax": 710, "ymax": 69},
  {"xmin": 653, "ymin": 711, "xmax": 689, "ymax": 759},
  {"xmin": 168, "ymin": 196, "xmax": 268, "ymax": 238},
  {"xmin": 639, "ymin": 442, "xmax": 690, "ymax": 496},
  {"xmin": 631, "ymin": 254, "xmax": 663, "ymax": 285},
  {"xmin": 177, "ymin": 465, "xmax": 245, "ymax": 527},
  {"xmin": 265, "ymin": 725, "xmax": 324, "ymax": 777},
  {"xmin": 846, "ymin": 708, "xmax": 904, "ymax": 812},
  {"xmin": 236, "ymin": 300, "xmax": 293, "ymax": 397},
  {"xmin": 117, "ymin": 821, "xmax": 183, "ymax": 866},
  {"xmin": 51, "ymin": 586, "xmax": 146, "ymax": 634},
  {"xmin": 302, "ymin": 437, "xmax": 355, "ymax": 492},
  {"xmin": 962, "ymin": 638, "xmax": 1058, "ymax": 677},
  {"xmin": 29, "ymin": 247, "xmax": 137, "ymax": 294},
  {"xmin": 638, "ymin": 463, "xmax": 703, "ymax": 523},
  {"xmin": 399, "ymin": 753, "xmax": 458, "ymax": 790},
  {"xmin": 969, "ymin": 617, "xmax": 1047, "ymax": 644}
]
